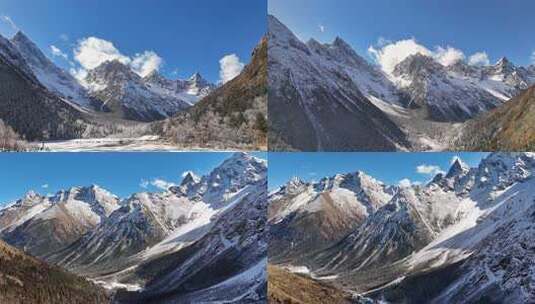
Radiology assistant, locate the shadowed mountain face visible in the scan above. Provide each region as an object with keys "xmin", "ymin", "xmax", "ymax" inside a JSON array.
[
  {"xmin": 267, "ymin": 15, "xmax": 409, "ymax": 151},
  {"xmin": 0, "ymin": 35, "xmax": 88, "ymax": 141},
  {"xmin": 458, "ymin": 84, "xmax": 535, "ymax": 151},
  {"xmin": 269, "ymin": 153, "xmax": 535, "ymax": 303},
  {"xmin": 0, "ymin": 239, "xmax": 109, "ymax": 304}
]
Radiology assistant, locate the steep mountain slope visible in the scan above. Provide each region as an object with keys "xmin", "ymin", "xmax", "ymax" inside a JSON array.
[
  {"xmin": 268, "ymin": 15, "xmax": 409, "ymax": 151},
  {"xmin": 156, "ymin": 37, "xmax": 268, "ymax": 150},
  {"xmin": 268, "ymin": 265, "xmax": 352, "ymax": 304},
  {"xmin": 457, "ymin": 84, "xmax": 535, "ymax": 151},
  {"xmin": 0, "ymin": 33, "xmax": 88, "ymax": 141},
  {"xmin": 115, "ymin": 177, "xmax": 267, "ymax": 303},
  {"xmin": 0, "ymin": 186, "xmax": 119, "ymax": 258},
  {"xmin": 11, "ymin": 31, "xmax": 97, "ymax": 109},
  {"xmin": 269, "ymin": 153, "xmax": 535, "ymax": 303},
  {"xmin": 268, "ymin": 172, "xmax": 393, "ymax": 265},
  {"xmin": 0, "ymin": 239, "xmax": 109, "ymax": 304},
  {"xmin": 392, "ymin": 54, "xmax": 502, "ymax": 121}
]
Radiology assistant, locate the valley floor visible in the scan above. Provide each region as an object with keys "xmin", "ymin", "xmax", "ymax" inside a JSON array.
[{"xmin": 35, "ymin": 136, "xmax": 236, "ymax": 152}]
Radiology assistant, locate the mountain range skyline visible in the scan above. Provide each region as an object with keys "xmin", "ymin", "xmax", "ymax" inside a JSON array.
[
  {"xmin": 0, "ymin": 152, "xmax": 267, "ymax": 204},
  {"xmin": 0, "ymin": 0, "xmax": 266, "ymax": 83},
  {"xmin": 268, "ymin": 152, "xmax": 487, "ymax": 191},
  {"xmin": 269, "ymin": 0, "xmax": 535, "ymax": 68}
]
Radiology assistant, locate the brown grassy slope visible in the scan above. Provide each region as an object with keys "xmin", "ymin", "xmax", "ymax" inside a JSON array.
[
  {"xmin": 0, "ymin": 239, "xmax": 110, "ymax": 304},
  {"xmin": 457, "ymin": 85, "xmax": 535, "ymax": 151},
  {"xmin": 268, "ymin": 265, "xmax": 351, "ymax": 304},
  {"xmin": 157, "ymin": 37, "xmax": 267, "ymax": 150}
]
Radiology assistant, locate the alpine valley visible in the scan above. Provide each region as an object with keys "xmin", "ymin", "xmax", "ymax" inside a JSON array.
[
  {"xmin": 0, "ymin": 153, "xmax": 268, "ymax": 303},
  {"xmin": 268, "ymin": 15, "xmax": 535, "ymax": 151},
  {"xmin": 268, "ymin": 152, "xmax": 535, "ymax": 303},
  {"xmin": 0, "ymin": 30, "xmax": 267, "ymax": 151}
]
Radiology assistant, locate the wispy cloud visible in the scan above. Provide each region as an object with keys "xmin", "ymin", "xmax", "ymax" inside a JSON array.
[
  {"xmin": 319, "ymin": 24, "xmax": 325, "ymax": 33},
  {"xmin": 140, "ymin": 179, "xmax": 149, "ymax": 189},
  {"xmin": 1, "ymin": 15, "xmax": 19, "ymax": 33},
  {"xmin": 416, "ymin": 164, "xmax": 445, "ymax": 176},
  {"xmin": 50, "ymin": 45, "xmax": 68, "ymax": 60},
  {"xmin": 151, "ymin": 178, "xmax": 175, "ymax": 190},
  {"xmin": 140, "ymin": 178, "xmax": 176, "ymax": 190},
  {"xmin": 41, "ymin": 184, "xmax": 49, "ymax": 189},
  {"xmin": 468, "ymin": 52, "xmax": 490, "ymax": 66},
  {"xmin": 59, "ymin": 33, "xmax": 69, "ymax": 42}
]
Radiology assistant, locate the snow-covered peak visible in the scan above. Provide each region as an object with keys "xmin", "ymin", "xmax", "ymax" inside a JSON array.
[
  {"xmin": 268, "ymin": 14, "xmax": 303, "ymax": 47},
  {"xmin": 393, "ymin": 53, "xmax": 444, "ymax": 78},
  {"xmin": 23, "ymin": 190, "xmax": 40, "ymax": 200},
  {"xmin": 181, "ymin": 171, "xmax": 200, "ymax": 186},
  {"xmin": 10, "ymin": 31, "xmax": 94, "ymax": 108},
  {"xmin": 446, "ymin": 157, "xmax": 470, "ymax": 179}
]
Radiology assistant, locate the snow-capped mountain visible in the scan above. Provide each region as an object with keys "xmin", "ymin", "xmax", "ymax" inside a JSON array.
[
  {"xmin": 268, "ymin": 15, "xmax": 409, "ymax": 151},
  {"xmin": 0, "ymin": 185, "xmax": 119, "ymax": 258},
  {"xmin": 10, "ymin": 31, "xmax": 97, "ymax": 109},
  {"xmin": 0, "ymin": 29, "xmax": 216, "ymax": 142},
  {"xmin": 268, "ymin": 171, "xmax": 393, "ymax": 264},
  {"xmin": 269, "ymin": 16, "xmax": 535, "ymax": 151},
  {"xmin": 0, "ymin": 32, "xmax": 89, "ymax": 141},
  {"xmin": 84, "ymin": 60, "xmax": 211, "ymax": 121},
  {"xmin": 392, "ymin": 54, "xmax": 535, "ymax": 122},
  {"xmin": 117, "ymin": 175, "xmax": 267, "ymax": 303},
  {"xmin": 269, "ymin": 153, "xmax": 535, "ymax": 303},
  {"xmin": 0, "ymin": 153, "xmax": 267, "ymax": 302}
]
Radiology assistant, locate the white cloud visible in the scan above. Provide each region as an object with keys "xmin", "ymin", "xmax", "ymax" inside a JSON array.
[
  {"xmin": 219, "ymin": 54, "xmax": 244, "ymax": 84},
  {"xmin": 368, "ymin": 38, "xmax": 433, "ymax": 75},
  {"xmin": 0, "ymin": 15, "xmax": 18, "ymax": 33},
  {"xmin": 72, "ymin": 37, "xmax": 164, "ymax": 82},
  {"xmin": 468, "ymin": 52, "xmax": 490, "ymax": 66},
  {"xmin": 74, "ymin": 37, "xmax": 130, "ymax": 71},
  {"xmin": 41, "ymin": 184, "xmax": 49, "ymax": 189},
  {"xmin": 416, "ymin": 164, "xmax": 445, "ymax": 175},
  {"xmin": 434, "ymin": 46, "xmax": 465, "ymax": 66},
  {"xmin": 319, "ymin": 25, "xmax": 325, "ymax": 33},
  {"xmin": 531, "ymin": 51, "xmax": 535, "ymax": 65},
  {"xmin": 151, "ymin": 178, "xmax": 175, "ymax": 190},
  {"xmin": 398, "ymin": 178, "xmax": 413, "ymax": 188},
  {"xmin": 50, "ymin": 45, "xmax": 68, "ymax": 60},
  {"xmin": 368, "ymin": 38, "xmax": 493, "ymax": 75},
  {"xmin": 131, "ymin": 51, "xmax": 163, "ymax": 77},
  {"xmin": 59, "ymin": 33, "xmax": 69, "ymax": 42},
  {"xmin": 140, "ymin": 179, "xmax": 149, "ymax": 189}
]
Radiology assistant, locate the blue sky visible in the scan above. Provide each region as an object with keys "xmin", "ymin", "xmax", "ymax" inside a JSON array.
[
  {"xmin": 0, "ymin": 0, "xmax": 266, "ymax": 83},
  {"xmin": 268, "ymin": 152, "xmax": 487, "ymax": 190},
  {"xmin": 0, "ymin": 152, "xmax": 266, "ymax": 205},
  {"xmin": 269, "ymin": 0, "xmax": 535, "ymax": 67}
]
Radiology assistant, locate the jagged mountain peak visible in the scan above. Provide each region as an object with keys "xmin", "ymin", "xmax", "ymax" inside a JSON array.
[
  {"xmin": 446, "ymin": 157, "xmax": 470, "ymax": 178},
  {"xmin": 393, "ymin": 52, "xmax": 443, "ymax": 77},
  {"xmin": 11, "ymin": 31, "xmax": 32, "ymax": 45},
  {"xmin": 188, "ymin": 72, "xmax": 204, "ymax": 82},
  {"xmin": 286, "ymin": 176, "xmax": 306, "ymax": 191},
  {"xmin": 180, "ymin": 171, "xmax": 200, "ymax": 186}
]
